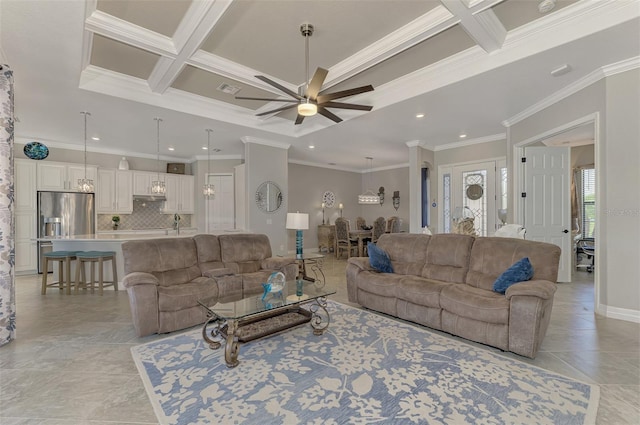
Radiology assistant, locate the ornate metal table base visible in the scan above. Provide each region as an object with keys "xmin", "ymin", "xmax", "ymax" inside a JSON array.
[
  {"xmin": 309, "ymin": 297, "xmax": 330, "ymax": 335},
  {"xmin": 201, "ymin": 299, "xmax": 330, "ymax": 368}
]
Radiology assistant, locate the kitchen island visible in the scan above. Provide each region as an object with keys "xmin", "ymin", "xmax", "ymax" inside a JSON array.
[{"xmin": 41, "ymin": 229, "xmax": 200, "ymax": 290}]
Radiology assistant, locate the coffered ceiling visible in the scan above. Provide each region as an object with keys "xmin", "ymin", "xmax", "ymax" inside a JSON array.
[{"xmin": 1, "ymin": 0, "xmax": 639, "ymax": 170}]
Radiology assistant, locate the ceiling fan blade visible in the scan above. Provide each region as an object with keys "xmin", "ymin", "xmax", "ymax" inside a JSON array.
[
  {"xmin": 294, "ymin": 114, "xmax": 305, "ymax": 125},
  {"xmin": 316, "ymin": 85, "xmax": 374, "ymax": 103},
  {"xmin": 255, "ymin": 75, "xmax": 304, "ymax": 100},
  {"xmin": 317, "ymin": 106, "xmax": 343, "ymax": 123},
  {"xmin": 306, "ymin": 67, "xmax": 329, "ymax": 101},
  {"xmin": 320, "ymin": 101, "xmax": 373, "ymax": 111},
  {"xmin": 235, "ymin": 96, "xmax": 299, "ymax": 102},
  {"xmin": 255, "ymin": 104, "xmax": 299, "ymax": 117}
]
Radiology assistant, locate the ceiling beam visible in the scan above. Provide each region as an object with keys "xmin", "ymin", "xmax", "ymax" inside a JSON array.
[
  {"xmin": 147, "ymin": 0, "xmax": 233, "ymax": 94},
  {"xmin": 441, "ymin": 0, "xmax": 506, "ymax": 53}
]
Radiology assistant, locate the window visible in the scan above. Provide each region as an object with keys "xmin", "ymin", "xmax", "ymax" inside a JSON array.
[{"xmin": 581, "ymin": 168, "xmax": 595, "ymax": 238}]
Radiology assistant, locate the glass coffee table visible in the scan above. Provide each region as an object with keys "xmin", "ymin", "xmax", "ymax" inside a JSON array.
[{"xmin": 198, "ymin": 280, "xmax": 335, "ymax": 368}]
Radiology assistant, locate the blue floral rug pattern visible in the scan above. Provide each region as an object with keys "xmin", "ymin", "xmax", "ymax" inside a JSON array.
[{"xmin": 131, "ymin": 301, "xmax": 598, "ymax": 425}]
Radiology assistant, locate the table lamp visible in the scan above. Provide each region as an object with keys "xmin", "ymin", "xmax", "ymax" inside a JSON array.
[{"xmin": 286, "ymin": 212, "xmax": 309, "ymax": 259}]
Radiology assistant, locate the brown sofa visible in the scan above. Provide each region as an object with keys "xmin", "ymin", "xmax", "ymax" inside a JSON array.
[
  {"xmin": 122, "ymin": 234, "xmax": 297, "ymax": 337},
  {"xmin": 346, "ymin": 233, "xmax": 561, "ymax": 358}
]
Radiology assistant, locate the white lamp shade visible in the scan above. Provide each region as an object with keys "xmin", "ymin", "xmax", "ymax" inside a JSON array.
[{"xmin": 286, "ymin": 212, "xmax": 309, "ymax": 230}]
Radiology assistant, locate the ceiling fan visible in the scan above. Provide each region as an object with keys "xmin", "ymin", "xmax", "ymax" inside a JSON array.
[{"xmin": 235, "ymin": 23, "xmax": 374, "ymax": 125}]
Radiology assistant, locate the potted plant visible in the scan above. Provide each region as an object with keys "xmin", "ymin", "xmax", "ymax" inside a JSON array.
[{"xmin": 111, "ymin": 215, "xmax": 120, "ymax": 230}]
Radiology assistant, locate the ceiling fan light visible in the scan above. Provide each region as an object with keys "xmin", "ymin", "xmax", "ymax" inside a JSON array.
[{"xmin": 298, "ymin": 102, "xmax": 317, "ymax": 116}]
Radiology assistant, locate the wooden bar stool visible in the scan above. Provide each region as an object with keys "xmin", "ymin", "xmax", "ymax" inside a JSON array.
[
  {"xmin": 74, "ymin": 251, "xmax": 118, "ymax": 295},
  {"xmin": 41, "ymin": 251, "xmax": 78, "ymax": 295}
]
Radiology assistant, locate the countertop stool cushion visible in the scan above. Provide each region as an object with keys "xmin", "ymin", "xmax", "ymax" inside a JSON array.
[
  {"xmin": 41, "ymin": 251, "xmax": 78, "ymax": 295},
  {"xmin": 75, "ymin": 251, "xmax": 118, "ymax": 295}
]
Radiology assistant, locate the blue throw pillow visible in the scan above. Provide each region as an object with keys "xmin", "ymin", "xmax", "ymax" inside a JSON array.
[
  {"xmin": 368, "ymin": 242, "xmax": 393, "ymax": 273},
  {"xmin": 493, "ymin": 257, "xmax": 534, "ymax": 294}
]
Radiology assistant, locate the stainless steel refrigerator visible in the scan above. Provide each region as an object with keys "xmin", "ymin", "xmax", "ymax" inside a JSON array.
[{"xmin": 37, "ymin": 191, "xmax": 95, "ymax": 273}]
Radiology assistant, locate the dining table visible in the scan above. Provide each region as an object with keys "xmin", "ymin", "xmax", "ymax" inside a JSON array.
[{"xmin": 349, "ymin": 229, "xmax": 372, "ymax": 257}]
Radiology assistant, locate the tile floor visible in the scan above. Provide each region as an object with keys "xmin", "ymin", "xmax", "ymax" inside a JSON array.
[{"xmin": 1, "ymin": 256, "xmax": 638, "ymax": 424}]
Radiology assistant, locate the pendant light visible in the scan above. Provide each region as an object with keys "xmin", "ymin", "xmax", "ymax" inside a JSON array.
[
  {"xmin": 151, "ymin": 117, "xmax": 166, "ymax": 195},
  {"xmin": 203, "ymin": 129, "xmax": 215, "ymax": 198},
  {"xmin": 77, "ymin": 111, "xmax": 94, "ymax": 193},
  {"xmin": 358, "ymin": 157, "xmax": 380, "ymax": 204}
]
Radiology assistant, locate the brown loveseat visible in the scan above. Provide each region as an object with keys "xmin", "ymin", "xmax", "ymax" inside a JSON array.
[
  {"xmin": 346, "ymin": 233, "xmax": 561, "ymax": 358},
  {"xmin": 122, "ymin": 234, "xmax": 297, "ymax": 337}
]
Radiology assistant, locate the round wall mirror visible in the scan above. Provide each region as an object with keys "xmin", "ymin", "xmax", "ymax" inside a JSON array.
[{"xmin": 255, "ymin": 181, "xmax": 283, "ymax": 213}]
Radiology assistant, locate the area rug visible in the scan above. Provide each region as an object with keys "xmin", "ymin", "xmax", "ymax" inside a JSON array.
[{"xmin": 131, "ymin": 301, "xmax": 599, "ymax": 425}]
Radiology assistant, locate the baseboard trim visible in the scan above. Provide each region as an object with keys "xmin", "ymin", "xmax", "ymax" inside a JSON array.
[{"xmin": 597, "ymin": 303, "xmax": 640, "ymax": 323}]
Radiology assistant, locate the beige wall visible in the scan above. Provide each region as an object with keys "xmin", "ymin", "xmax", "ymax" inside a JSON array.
[
  {"xmin": 365, "ymin": 167, "xmax": 410, "ymax": 231},
  {"xmin": 571, "ymin": 144, "xmax": 595, "ymax": 168},
  {"xmin": 245, "ymin": 142, "xmax": 289, "ymax": 254},
  {"xmin": 288, "ymin": 163, "xmax": 361, "ymax": 252}
]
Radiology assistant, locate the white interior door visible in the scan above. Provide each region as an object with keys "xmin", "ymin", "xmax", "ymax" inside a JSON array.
[
  {"xmin": 451, "ymin": 161, "xmax": 496, "ymax": 236},
  {"xmin": 523, "ymin": 146, "xmax": 571, "ymax": 282},
  {"xmin": 206, "ymin": 174, "xmax": 235, "ymax": 231}
]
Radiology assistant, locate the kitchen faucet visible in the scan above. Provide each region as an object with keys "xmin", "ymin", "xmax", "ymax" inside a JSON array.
[{"xmin": 174, "ymin": 213, "xmax": 180, "ymax": 235}]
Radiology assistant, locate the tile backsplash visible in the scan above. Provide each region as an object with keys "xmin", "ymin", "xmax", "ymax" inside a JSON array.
[{"xmin": 97, "ymin": 199, "xmax": 192, "ymax": 231}]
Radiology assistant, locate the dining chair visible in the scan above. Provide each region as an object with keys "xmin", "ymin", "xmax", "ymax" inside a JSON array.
[
  {"xmin": 334, "ymin": 218, "xmax": 357, "ymax": 259},
  {"xmin": 356, "ymin": 216, "xmax": 367, "ymax": 230},
  {"xmin": 386, "ymin": 216, "xmax": 400, "ymax": 233},
  {"xmin": 372, "ymin": 217, "xmax": 386, "ymax": 243}
]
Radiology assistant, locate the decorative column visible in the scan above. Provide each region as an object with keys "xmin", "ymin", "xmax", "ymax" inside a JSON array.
[{"xmin": 0, "ymin": 64, "xmax": 16, "ymax": 346}]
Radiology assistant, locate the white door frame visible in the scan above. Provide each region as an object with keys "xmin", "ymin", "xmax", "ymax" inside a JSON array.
[{"xmin": 512, "ymin": 113, "xmax": 600, "ymax": 309}]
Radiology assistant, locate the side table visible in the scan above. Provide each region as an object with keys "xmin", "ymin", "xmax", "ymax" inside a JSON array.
[{"xmin": 317, "ymin": 224, "xmax": 335, "ymax": 253}]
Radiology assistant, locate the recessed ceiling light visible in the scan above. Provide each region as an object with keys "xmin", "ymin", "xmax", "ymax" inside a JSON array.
[
  {"xmin": 459, "ymin": 134, "xmax": 467, "ymax": 139},
  {"xmin": 309, "ymin": 145, "xmax": 315, "ymax": 149},
  {"xmin": 202, "ymin": 146, "xmax": 208, "ymax": 150},
  {"xmin": 416, "ymin": 113, "xmax": 425, "ymax": 118},
  {"xmin": 168, "ymin": 146, "xmax": 175, "ymax": 151},
  {"xmin": 91, "ymin": 136, "xmax": 100, "ymax": 141}
]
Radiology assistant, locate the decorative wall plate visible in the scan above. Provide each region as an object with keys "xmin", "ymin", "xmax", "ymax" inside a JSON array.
[
  {"xmin": 322, "ymin": 191, "xmax": 336, "ymax": 208},
  {"xmin": 23, "ymin": 141, "xmax": 49, "ymax": 160},
  {"xmin": 466, "ymin": 184, "xmax": 484, "ymax": 200}
]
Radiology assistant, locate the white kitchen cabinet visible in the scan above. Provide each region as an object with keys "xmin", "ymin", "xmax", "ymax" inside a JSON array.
[
  {"xmin": 15, "ymin": 210, "xmax": 37, "ymax": 273},
  {"xmin": 37, "ymin": 161, "xmax": 97, "ymax": 192},
  {"xmin": 14, "ymin": 159, "xmax": 37, "ymax": 273},
  {"xmin": 96, "ymin": 169, "xmax": 133, "ymax": 214},
  {"xmin": 133, "ymin": 171, "xmax": 164, "ymax": 196},
  {"xmin": 15, "ymin": 159, "xmax": 36, "ymax": 210},
  {"xmin": 162, "ymin": 174, "xmax": 194, "ymax": 214}
]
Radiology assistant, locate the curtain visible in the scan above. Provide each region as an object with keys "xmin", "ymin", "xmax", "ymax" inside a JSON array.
[
  {"xmin": 0, "ymin": 64, "xmax": 16, "ymax": 346},
  {"xmin": 571, "ymin": 168, "xmax": 581, "ymax": 234}
]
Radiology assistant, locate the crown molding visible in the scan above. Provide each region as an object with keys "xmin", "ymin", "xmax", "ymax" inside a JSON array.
[
  {"xmin": 85, "ymin": 9, "xmax": 177, "ymax": 57},
  {"xmin": 322, "ymin": 6, "xmax": 457, "ymax": 89},
  {"xmin": 241, "ymin": 136, "xmax": 291, "ymax": 150},
  {"xmin": 503, "ymin": 56, "xmax": 640, "ymax": 127},
  {"xmin": 433, "ymin": 133, "xmax": 506, "ymax": 151},
  {"xmin": 79, "ymin": 65, "xmax": 301, "ymax": 137},
  {"xmin": 189, "ymin": 50, "xmax": 298, "ymax": 96},
  {"xmin": 441, "ymin": 1, "xmax": 505, "ymax": 53},
  {"xmin": 193, "ymin": 154, "xmax": 244, "ymax": 161},
  {"xmin": 149, "ymin": 0, "xmax": 232, "ymax": 94},
  {"xmin": 405, "ymin": 140, "xmax": 424, "ymax": 148},
  {"xmin": 369, "ymin": 1, "xmax": 639, "ymax": 116},
  {"xmin": 15, "ymin": 136, "xmax": 191, "ymax": 162},
  {"xmin": 288, "ymin": 159, "xmax": 359, "ymax": 173}
]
